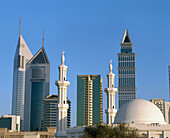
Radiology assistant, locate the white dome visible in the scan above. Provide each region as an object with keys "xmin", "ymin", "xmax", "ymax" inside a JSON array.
[{"xmin": 114, "ymin": 99, "xmax": 166, "ymax": 124}]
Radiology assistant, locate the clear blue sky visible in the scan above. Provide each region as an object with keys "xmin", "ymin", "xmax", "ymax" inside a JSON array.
[{"xmin": 0, "ymin": 0, "xmax": 170, "ymax": 126}]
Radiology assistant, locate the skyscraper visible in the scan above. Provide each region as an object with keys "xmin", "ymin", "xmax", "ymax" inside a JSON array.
[
  {"xmin": 11, "ymin": 17, "xmax": 33, "ymax": 130},
  {"xmin": 42, "ymin": 95, "xmax": 71, "ymax": 131},
  {"xmin": 118, "ymin": 29, "xmax": 136, "ymax": 108},
  {"xmin": 24, "ymin": 32, "xmax": 50, "ymax": 131},
  {"xmin": 77, "ymin": 75, "xmax": 103, "ymax": 126}
]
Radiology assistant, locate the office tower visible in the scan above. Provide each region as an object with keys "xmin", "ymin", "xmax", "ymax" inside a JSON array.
[
  {"xmin": 55, "ymin": 51, "xmax": 70, "ymax": 137},
  {"xmin": 24, "ymin": 32, "xmax": 50, "ymax": 131},
  {"xmin": 0, "ymin": 115, "xmax": 20, "ymax": 132},
  {"xmin": 118, "ymin": 29, "xmax": 136, "ymax": 108},
  {"xmin": 77, "ymin": 75, "xmax": 103, "ymax": 126},
  {"xmin": 42, "ymin": 95, "xmax": 71, "ymax": 131},
  {"xmin": 11, "ymin": 17, "xmax": 33, "ymax": 130},
  {"xmin": 164, "ymin": 102, "xmax": 170, "ymax": 124},
  {"xmin": 105, "ymin": 60, "xmax": 117, "ymax": 125},
  {"xmin": 150, "ymin": 99, "xmax": 164, "ymax": 114}
]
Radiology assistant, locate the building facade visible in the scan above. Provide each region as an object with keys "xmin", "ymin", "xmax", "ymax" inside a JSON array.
[
  {"xmin": 0, "ymin": 115, "xmax": 20, "ymax": 132},
  {"xmin": 11, "ymin": 17, "xmax": 33, "ymax": 130},
  {"xmin": 164, "ymin": 101, "xmax": 170, "ymax": 124},
  {"xmin": 118, "ymin": 29, "xmax": 136, "ymax": 108},
  {"xmin": 0, "ymin": 127, "xmax": 56, "ymax": 138},
  {"xmin": 24, "ymin": 43, "xmax": 50, "ymax": 131},
  {"xmin": 42, "ymin": 95, "xmax": 71, "ymax": 131},
  {"xmin": 77, "ymin": 75, "xmax": 103, "ymax": 126},
  {"xmin": 150, "ymin": 99, "xmax": 164, "ymax": 114}
]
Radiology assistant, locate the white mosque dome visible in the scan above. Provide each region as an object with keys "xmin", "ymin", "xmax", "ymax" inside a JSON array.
[{"xmin": 114, "ymin": 99, "xmax": 166, "ymax": 124}]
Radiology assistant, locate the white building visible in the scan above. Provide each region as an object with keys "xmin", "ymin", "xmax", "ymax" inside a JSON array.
[
  {"xmin": 67, "ymin": 99, "xmax": 170, "ymax": 138},
  {"xmin": 105, "ymin": 60, "xmax": 117, "ymax": 124},
  {"xmin": 55, "ymin": 51, "xmax": 70, "ymax": 138},
  {"xmin": 11, "ymin": 17, "xmax": 33, "ymax": 130},
  {"xmin": 0, "ymin": 115, "xmax": 20, "ymax": 132}
]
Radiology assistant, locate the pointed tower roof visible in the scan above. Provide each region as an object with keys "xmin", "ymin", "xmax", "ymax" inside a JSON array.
[
  {"xmin": 121, "ymin": 29, "xmax": 131, "ymax": 43},
  {"xmin": 14, "ymin": 17, "xmax": 32, "ymax": 65},
  {"xmin": 42, "ymin": 28, "xmax": 44, "ymax": 48},
  {"xmin": 27, "ymin": 47, "xmax": 50, "ymax": 64},
  {"xmin": 19, "ymin": 16, "xmax": 21, "ymax": 36}
]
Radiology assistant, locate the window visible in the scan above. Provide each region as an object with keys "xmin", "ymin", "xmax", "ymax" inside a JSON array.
[{"xmin": 32, "ymin": 68, "xmax": 45, "ymax": 79}]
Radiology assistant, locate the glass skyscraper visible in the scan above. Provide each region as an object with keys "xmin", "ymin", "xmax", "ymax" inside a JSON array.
[
  {"xmin": 24, "ymin": 46, "xmax": 50, "ymax": 131},
  {"xmin": 77, "ymin": 75, "xmax": 103, "ymax": 126},
  {"xmin": 42, "ymin": 95, "xmax": 71, "ymax": 131},
  {"xmin": 118, "ymin": 29, "xmax": 136, "ymax": 108},
  {"xmin": 12, "ymin": 18, "xmax": 33, "ymax": 130}
]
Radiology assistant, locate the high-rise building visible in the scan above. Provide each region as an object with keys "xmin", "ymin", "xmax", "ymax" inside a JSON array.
[
  {"xmin": 77, "ymin": 75, "xmax": 103, "ymax": 126},
  {"xmin": 42, "ymin": 95, "xmax": 71, "ymax": 131},
  {"xmin": 118, "ymin": 29, "xmax": 136, "ymax": 108},
  {"xmin": 55, "ymin": 51, "xmax": 70, "ymax": 137},
  {"xmin": 105, "ymin": 60, "xmax": 117, "ymax": 125},
  {"xmin": 24, "ymin": 32, "xmax": 50, "ymax": 131},
  {"xmin": 150, "ymin": 99, "xmax": 164, "ymax": 114},
  {"xmin": 11, "ymin": 17, "xmax": 33, "ymax": 130}
]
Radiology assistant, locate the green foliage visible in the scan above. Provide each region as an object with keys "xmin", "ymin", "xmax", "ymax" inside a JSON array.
[{"xmin": 83, "ymin": 123, "xmax": 143, "ymax": 138}]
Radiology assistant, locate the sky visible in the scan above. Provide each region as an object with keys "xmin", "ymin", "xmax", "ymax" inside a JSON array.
[{"xmin": 0, "ymin": 0, "xmax": 170, "ymax": 126}]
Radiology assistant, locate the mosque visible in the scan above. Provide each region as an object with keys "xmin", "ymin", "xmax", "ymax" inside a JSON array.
[
  {"xmin": 66, "ymin": 61, "xmax": 170, "ymax": 138},
  {"xmin": 67, "ymin": 99, "xmax": 170, "ymax": 138}
]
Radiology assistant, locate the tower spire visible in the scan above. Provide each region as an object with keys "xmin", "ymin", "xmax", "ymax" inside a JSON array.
[
  {"xmin": 62, "ymin": 50, "xmax": 65, "ymax": 65},
  {"xmin": 19, "ymin": 16, "xmax": 21, "ymax": 36},
  {"xmin": 42, "ymin": 28, "xmax": 44, "ymax": 47},
  {"xmin": 109, "ymin": 60, "xmax": 112, "ymax": 73}
]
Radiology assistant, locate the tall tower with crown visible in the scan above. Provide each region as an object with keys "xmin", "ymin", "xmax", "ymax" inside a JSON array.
[
  {"xmin": 12, "ymin": 17, "xmax": 33, "ymax": 130},
  {"xmin": 118, "ymin": 29, "xmax": 136, "ymax": 108},
  {"xmin": 105, "ymin": 60, "xmax": 117, "ymax": 125},
  {"xmin": 55, "ymin": 51, "xmax": 70, "ymax": 137},
  {"xmin": 24, "ymin": 29, "xmax": 50, "ymax": 131}
]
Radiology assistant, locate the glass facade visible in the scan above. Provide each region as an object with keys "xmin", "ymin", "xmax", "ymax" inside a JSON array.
[
  {"xmin": 30, "ymin": 82, "xmax": 44, "ymax": 131},
  {"xmin": 0, "ymin": 118, "xmax": 12, "ymax": 130},
  {"xmin": 42, "ymin": 95, "xmax": 71, "ymax": 131},
  {"xmin": 77, "ymin": 75, "xmax": 103, "ymax": 126},
  {"xmin": 118, "ymin": 31, "xmax": 136, "ymax": 108}
]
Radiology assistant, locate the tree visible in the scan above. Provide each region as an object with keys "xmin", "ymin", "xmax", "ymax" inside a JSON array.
[{"xmin": 83, "ymin": 123, "xmax": 143, "ymax": 138}]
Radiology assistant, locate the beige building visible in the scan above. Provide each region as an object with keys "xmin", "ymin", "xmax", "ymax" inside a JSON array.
[
  {"xmin": 164, "ymin": 101, "xmax": 170, "ymax": 124},
  {"xmin": 150, "ymin": 99, "xmax": 170, "ymax": 124},
  {"xmin": 150, "ymin": 99, "xmax": 164, "ymax": 114},
  {"xmin": 0, "ymin": 127, "xmax": 56, "ymax": 138}
]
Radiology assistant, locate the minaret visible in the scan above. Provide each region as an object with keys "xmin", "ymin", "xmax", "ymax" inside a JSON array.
[
  {"xmin": 105, "ymin": 60, "xmax": 117, "ymax": 125},
  {"xmin": 55, "ymin": 51, "xmax": 70, "ymax": 137}
]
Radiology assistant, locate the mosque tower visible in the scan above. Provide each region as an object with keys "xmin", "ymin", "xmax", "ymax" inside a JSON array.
[
  {"xmin": 55, "ymin": 51, "xmax": 70, "ymax": 137},
  {"xmin": 105, "ymin": 60, "xmax": 118, "ymax": 125}
]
